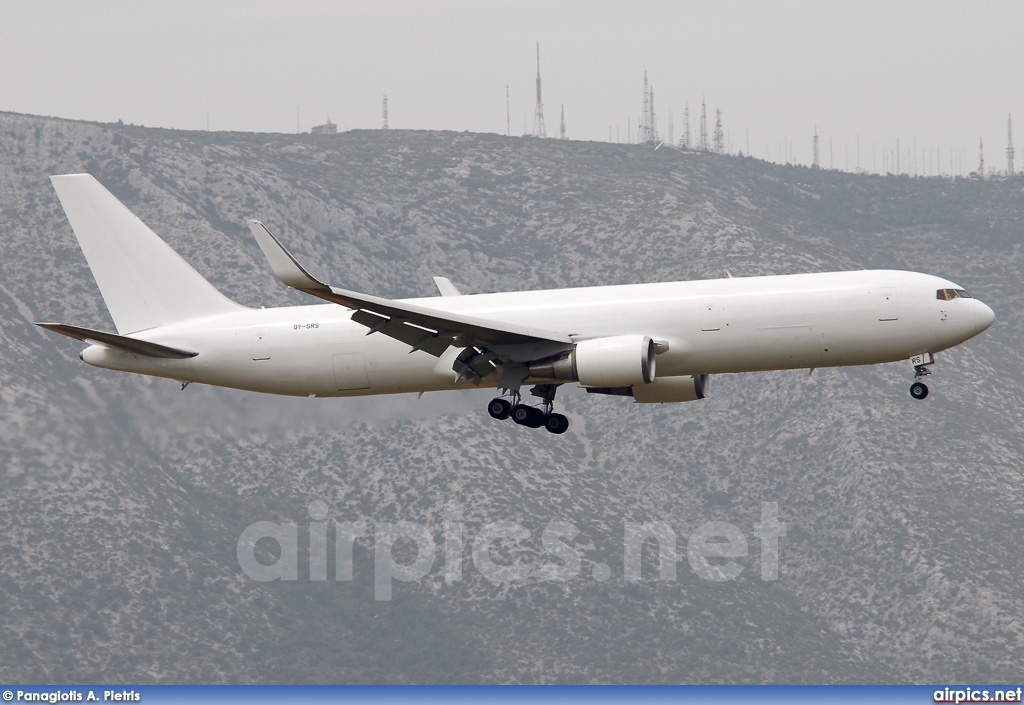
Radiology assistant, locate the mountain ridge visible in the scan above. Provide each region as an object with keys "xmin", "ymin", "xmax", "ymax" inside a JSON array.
[{"xmin": 0, "ymin": 111, "xmax": 1020, "ymax": 683}]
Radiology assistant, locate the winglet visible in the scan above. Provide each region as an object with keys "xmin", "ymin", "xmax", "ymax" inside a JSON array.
[{"xmin": 247, "ymin": 220, "xmax": 330, "ymax": 292}]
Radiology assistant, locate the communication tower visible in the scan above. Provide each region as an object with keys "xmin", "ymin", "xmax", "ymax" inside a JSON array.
[
  {"xmin": 638, "ymin": 73, "xmax": 659, "ymax": 144},
  {"xmin": 648, "ymin": 84, "xmax": 657, "ymax": 143},
  {"xmin": 1008, "ymin": 114, "xmax": 1016, "ymax": 175},
  {"xmin": 713, "ymin": 108, "xmax": 724, "ymax": 153},
  {"xmin": 382, "ymin": 95, "xmax": 389, "ymax": 130},
  {"xmin": 640, "ymin": 73, "xmax": 649, "ymax": 142},
  {"xmin": 978, "ymin": 137, "xmax": 985, "ymax": 178},
  {"xmin": 560, "ymin": 105, "xmax": 566, "ymax": 139},
  {"xmin": 532, "ymin": 42, "xmax": 546, "ymax": 138},
  {"xmin": 812, "ymin": 127, "xmax": 820, "ymax": 169},
  {"xmin": 699, "ymin": 98, "xmax": 708, "ymax": 151},
  {"xmin": 681, "ymin": 101, "xmax": 691, "ymax": 149}
]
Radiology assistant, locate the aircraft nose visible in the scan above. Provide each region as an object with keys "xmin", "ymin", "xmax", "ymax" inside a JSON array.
[{"xmin": 975, "ymin": 300, "xmax": 995, "ymax": 334}]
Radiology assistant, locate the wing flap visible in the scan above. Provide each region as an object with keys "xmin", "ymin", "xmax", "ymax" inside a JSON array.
[
  {"xmin": 350, "ymin": 310, "xmax": 452, "ymax": 357},
  {"xmin": 36, "ymin": 323, "xmax": 198, "ymax": 358}
]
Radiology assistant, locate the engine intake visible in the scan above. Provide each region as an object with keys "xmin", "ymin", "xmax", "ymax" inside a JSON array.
[{"xmin": 529, "ymin": 335, "xmax": 656, "ymax": 387}]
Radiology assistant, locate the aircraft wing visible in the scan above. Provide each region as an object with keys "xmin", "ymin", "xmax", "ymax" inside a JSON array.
[{"xmin": 248, "ymin": 221, "xmax": 573, "ymax": 375}]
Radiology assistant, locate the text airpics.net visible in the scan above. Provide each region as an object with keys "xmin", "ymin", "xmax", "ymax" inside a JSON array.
[{"xmin": 236, "ymin": 500, "xmax": 786, "ymax": 600}]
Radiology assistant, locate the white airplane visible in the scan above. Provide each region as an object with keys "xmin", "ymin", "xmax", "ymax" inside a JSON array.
[{"xmin": 39, "ymin": 174, "xmax": 995, "ymax": 435}]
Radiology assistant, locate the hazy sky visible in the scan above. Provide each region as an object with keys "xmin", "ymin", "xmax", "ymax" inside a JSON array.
[{"xmin": 3, "ymin": 0, "xmax": 1021, "ymax": 173}]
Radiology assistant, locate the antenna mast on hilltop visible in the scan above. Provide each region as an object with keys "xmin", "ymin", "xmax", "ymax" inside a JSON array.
[
  {"xmin": 649, "ymin": 83, "xmax": 656, "ymax": 143},
  {"xmin": 812, "ymin": 127, "xmax": 820, "ymax": 169},
  {"xmin": 1008, "ymin": 113, "xmax": 1016, "ymax": 175},
  {"xmin": 640, "ymin": 73, "xmax": 649, "ymax": 143},
  {"xmin": 979, "ymin": 137, "xmax": 985, "ymax": 178},
  {"xmin": 560, "ymin": 105, "xmax": 566, "ymax": 139},
  {"xmin": 699, "ymin": 98, "xmax": 708, "ymax": 151},
  {"xmin": 532, "ymin": 42, "xmax": 546, "ymax": 138},
  {"xmin": 382, "ymin": 95, "xmax": 389, "ymax": 129},
  {"xmin": 713, "ymin": 108, "xmax": 724, "ymax": 154},
  {"xmin": 681, "ymin": 101, "xmax": 691, "ymax": 149},
  {"xmin": 638, "ymin": 73, "xmax": 658, "ymax": 145}
]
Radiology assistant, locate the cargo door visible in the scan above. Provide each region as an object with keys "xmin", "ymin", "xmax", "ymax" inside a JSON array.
[{"xmin": 333, "ymin": 352, "xmax": 370, "ymax": 391}]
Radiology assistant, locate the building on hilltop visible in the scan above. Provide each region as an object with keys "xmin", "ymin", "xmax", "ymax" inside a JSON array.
[{"xmin": 310, "ymin": 118, "xmax": 337, "ymax": 135}]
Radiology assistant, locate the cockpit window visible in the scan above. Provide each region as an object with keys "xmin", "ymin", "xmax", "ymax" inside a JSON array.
[
  {"xmin": 955, "ymin": 289, "xmax": 972, "ymax": 299},
  {"xmin": 937, "ymin": 288, "xmax": 972, "ymax": 300},
  {"xmin": 937, "ymin": 289, "xmax": 951, "ymax": 300}
]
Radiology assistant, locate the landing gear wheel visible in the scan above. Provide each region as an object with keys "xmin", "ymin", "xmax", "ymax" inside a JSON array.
[
  {"xmin": 512, "ymin": 404, "xmax": 544, "ymax": 428},
  {"xmin": 545, "ymin": 413, "xmax": 569, "ymax": 434},
  {"xmin": 511, "ymin": 404, "xmax": 531, "ymax": 425},
  {"xmin": 488, "ymin": 398, "xmax": 511, "ymax": 419},
  {"xmin": 910, "ymin": 382, "xmax": 929, "ymax": 400}
]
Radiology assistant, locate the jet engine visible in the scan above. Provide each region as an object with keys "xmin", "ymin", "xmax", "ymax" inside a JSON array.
[{"xmin": 529, "ymin": 335, "xmax": 656, "ymax": 387}]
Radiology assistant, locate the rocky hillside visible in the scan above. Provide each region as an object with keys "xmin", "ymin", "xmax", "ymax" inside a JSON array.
[{"xmin": 0, "ymin": 112, "xmax": 1021, "ymax": 683}]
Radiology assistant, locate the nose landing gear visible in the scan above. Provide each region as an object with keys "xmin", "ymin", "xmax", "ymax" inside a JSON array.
[
  {"xmin": 487, "ymin": 383, "xmax": 569, "ymax": 434},
  {"xmin": 909, "ymin": 354, "xmax": 933, "ymax": 400}
]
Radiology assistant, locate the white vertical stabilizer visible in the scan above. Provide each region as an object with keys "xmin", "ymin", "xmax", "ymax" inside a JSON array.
[{"xmin": 50, "ymin": 174, "xmax": 243, "ymax": 333}]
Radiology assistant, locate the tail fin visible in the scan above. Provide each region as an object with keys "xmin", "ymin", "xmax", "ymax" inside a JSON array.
[{"xmin": 50, "ymin": 174, "xmax": 243, "ymax": 334}]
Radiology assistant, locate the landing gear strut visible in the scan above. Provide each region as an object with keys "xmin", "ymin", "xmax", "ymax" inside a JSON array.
[
  {"xmin": 487, "ymin": 384, "xmax": 569, "ymax": 434},
  {"xmin": 909, "ymin": 354, "xmax": 933, "ymax": 400}
]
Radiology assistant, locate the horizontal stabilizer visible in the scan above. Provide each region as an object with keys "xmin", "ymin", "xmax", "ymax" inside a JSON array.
[{"xmin": 36, "ymin": 323, "xmax": 198, "ymax": 359}]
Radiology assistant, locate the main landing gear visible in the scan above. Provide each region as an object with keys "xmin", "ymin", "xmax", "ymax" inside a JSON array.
[
  {"xmin": 487, "ymin": 384, "xmax": 569, "ymax": 434},
  {"xmin": 909, "ymin": 354, "xmax": 933, "ymax": 400}
]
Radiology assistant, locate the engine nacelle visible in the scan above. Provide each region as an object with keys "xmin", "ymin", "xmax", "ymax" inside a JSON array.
[
  {"xmin": 585, "ymin": 374, "xmax": 710, "ymax": 403},
  {"xmin": 631, "ymin": 374, "xmax": 709, "ymax": 403},
  {"xmin": 529, "ymin": 335, "xmax": 656, "ymax": 387}
]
